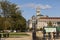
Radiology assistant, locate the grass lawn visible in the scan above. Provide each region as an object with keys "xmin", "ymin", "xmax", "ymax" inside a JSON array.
[
  {"xmin": 9, "ymin": 32, "xmax": 30, "ymax": 37},
  {"xmin": 0, "ymin": 32, "xmax": 30, "ymax": 38}
]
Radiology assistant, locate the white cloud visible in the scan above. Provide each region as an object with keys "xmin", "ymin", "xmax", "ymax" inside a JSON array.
[{"xmin": 18, "ymin": 3, "xmax": 52, "ymax": 9}]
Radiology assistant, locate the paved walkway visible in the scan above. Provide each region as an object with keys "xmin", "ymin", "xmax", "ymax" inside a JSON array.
[
  {"xmin": 1, "ymin": 37, "xmax": 32, "ymax": 40},
  {"xmin": 36, "ymin": 31, "xmax": 43, "ymax": 37}
]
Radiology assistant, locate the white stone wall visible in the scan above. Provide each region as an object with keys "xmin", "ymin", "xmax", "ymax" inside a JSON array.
[
  {"xmin": 29, "ymin": 23, "xmax": 32, "ymax": 29},
  {"xmin": 28, "ymin": 18, "xmax": 60, "ymax": 29}
]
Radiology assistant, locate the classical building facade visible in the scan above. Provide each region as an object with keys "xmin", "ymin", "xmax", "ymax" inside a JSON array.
[{"xmin": 28, "ymin": 7, "xmax": 60, "ymax": 29}]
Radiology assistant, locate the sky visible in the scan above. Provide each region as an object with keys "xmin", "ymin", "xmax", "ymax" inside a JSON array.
[{"xmin": 2, "ymin": 0, "xmax": 60, "ymax": 20}]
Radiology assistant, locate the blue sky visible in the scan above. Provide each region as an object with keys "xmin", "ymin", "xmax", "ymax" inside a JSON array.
[{"xmin": 8, "ymin": 0, "xmax": 60, "ymax": 20}]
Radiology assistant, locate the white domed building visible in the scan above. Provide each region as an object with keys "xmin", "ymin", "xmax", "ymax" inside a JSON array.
[{"xmin": 27, "ymin": 7, "xmax": 60, "ymax": 30}]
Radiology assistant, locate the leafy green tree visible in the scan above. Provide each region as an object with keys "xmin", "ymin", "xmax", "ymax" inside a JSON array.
[
  {"xmin": 0, "ymin": 17, "xmax": 4, "ymax": 30},
  {"xmin": 47, "ymin": 21, "xmax": 52, "ymax": 27},
  {"xmin": 0, "ymin": 1, "xmax": 26, "ymax": 32}
]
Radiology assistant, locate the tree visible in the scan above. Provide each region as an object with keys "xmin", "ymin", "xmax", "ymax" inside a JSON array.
[
  {"xmin": 47, "ymin": 21, "xmax": 52, "ymax": 27},
  {"xmin": 0, "ymin": 17, "xmax": 4, "ymax": 30},
  {"xmin": 0, "ymin": 1, "xmax": 26, "ymax": 32}
]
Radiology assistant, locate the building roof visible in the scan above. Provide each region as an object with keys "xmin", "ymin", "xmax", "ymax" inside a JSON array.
[
  {"xmin": 37, "ymin": 14, "xmax": 44, "ymax": 16},
  {"xmin": 40, "ymin": 17, "xmax": 60, "ymax": 19}
]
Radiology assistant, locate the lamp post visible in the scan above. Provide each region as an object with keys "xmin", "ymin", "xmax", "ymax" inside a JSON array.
[{"xmin": 32, "ymin": 16, "xmax": 36, "ymax": 40}]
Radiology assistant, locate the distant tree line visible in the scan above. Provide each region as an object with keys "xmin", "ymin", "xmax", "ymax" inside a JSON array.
[{"xmin": 0, "ymin": 1, "xmax": 27, "ymax": 32}]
